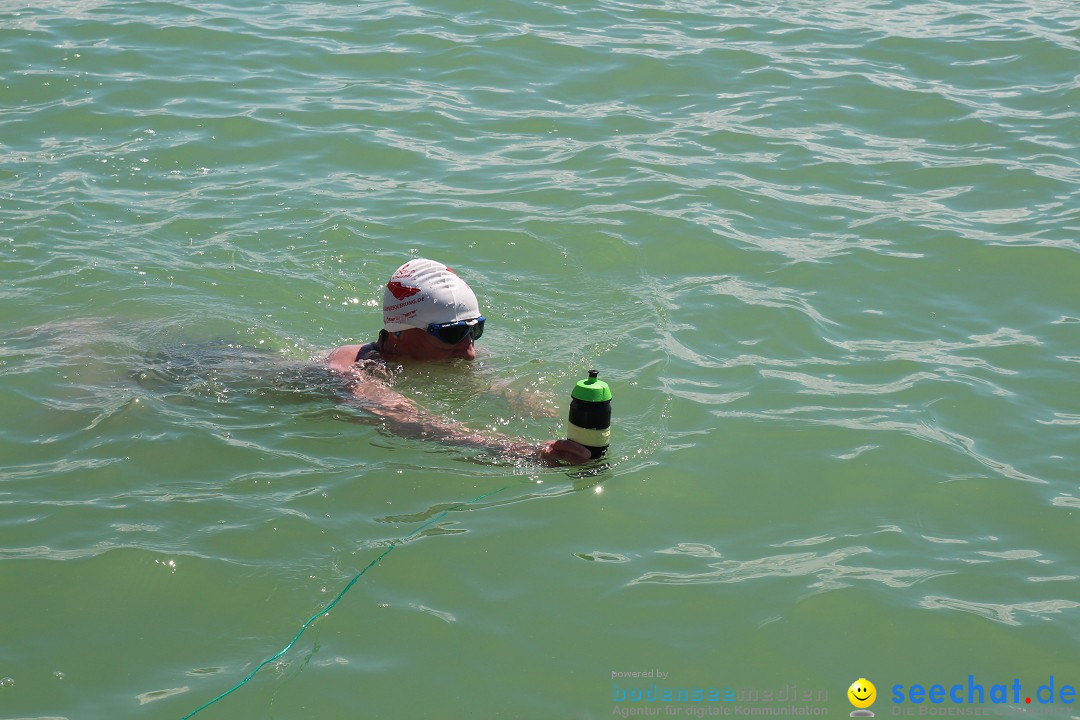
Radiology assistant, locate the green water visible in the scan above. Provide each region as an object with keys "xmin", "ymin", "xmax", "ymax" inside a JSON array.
[{"xmin": 2, "ymin": 1, "xmax": 1078, "ymax": 718}]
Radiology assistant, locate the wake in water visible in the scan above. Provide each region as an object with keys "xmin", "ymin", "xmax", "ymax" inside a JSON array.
[{"xmin": 132, "ymin": 340, "xmax": 360, "ymax": 407}]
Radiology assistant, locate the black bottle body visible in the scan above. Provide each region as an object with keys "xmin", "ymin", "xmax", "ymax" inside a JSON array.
[{"xmin": 567, "ymin": 397, "xmax": 611, "ymax": 459}]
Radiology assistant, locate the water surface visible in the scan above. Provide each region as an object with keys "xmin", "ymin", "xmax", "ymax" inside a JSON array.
[{"xmin": 1, "ymin": 0, "xmax": 1078, "ymax": 718}]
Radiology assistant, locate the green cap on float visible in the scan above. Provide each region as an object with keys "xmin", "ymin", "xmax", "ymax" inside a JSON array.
[{"xmin": 571, "ymin": 370, "xmax": 612, "ymax": 403}]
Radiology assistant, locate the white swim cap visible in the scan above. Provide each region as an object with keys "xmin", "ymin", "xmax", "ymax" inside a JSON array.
[{"xmin": 382, "ymin": 259, "xmax": 481, "ymax": 331}]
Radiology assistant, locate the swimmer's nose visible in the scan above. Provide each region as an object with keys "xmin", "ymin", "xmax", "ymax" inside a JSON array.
[{"xmin": 452, "ymin": 335, "xmax": 476, "ymax": 360}]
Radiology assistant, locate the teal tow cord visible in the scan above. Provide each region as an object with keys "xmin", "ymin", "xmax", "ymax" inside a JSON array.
[{"xmin": 180, "ymin": 484, "xmax": 511, "ymax": 720}]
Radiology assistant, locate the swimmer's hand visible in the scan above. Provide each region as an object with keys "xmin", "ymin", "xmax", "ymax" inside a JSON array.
[{"xmin": 537, "ymin": 439, "xmax": 592, "ymax": 466}]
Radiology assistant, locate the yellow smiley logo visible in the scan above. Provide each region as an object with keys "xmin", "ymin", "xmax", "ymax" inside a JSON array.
[{"xmin": 848, "ymin": 678, "xmax": 877, "ymax": 709}]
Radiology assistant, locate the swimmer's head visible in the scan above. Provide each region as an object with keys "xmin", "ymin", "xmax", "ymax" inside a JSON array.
[{"xmin": 382, "ymin": 259, "xmax": 480, "ymax": 332}]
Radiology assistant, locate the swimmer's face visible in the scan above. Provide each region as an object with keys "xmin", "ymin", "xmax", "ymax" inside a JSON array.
[
  {"xmin": 848, "ymin": 679, "xmax": 876, "ymax": 709},
  {"xmin": 401, "ymin": 328, "xmax": 477, "ymax": 361}
]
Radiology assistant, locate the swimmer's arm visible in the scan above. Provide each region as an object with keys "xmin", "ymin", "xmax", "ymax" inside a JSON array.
[{"xmin": 347, "ymin": 379, "xmax": 590, "ymax": 466}]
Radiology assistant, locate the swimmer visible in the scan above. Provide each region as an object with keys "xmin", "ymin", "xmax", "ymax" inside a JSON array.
[{"xmin": 325, "ymin": 258, "xmax": 592, "ymax": 466}]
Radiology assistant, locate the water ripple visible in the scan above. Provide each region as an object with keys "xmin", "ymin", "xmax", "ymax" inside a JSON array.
[
  {"xmin": 920, "ymin": 595, "xmax": 1080, "ymax": 626},
  {"xmin": 629, "ymin": 545, "xmax": 949, "ymax": 590}
]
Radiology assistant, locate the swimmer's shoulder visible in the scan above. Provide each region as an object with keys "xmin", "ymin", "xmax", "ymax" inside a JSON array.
[{"xmin": 325, "ymin": 343, "xmax": 380, "ymax": 372}]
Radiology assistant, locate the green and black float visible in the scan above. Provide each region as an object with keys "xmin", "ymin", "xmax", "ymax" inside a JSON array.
[{"xmin": 566, "ymin": 370, "xmax": 612, "ymax": 459}]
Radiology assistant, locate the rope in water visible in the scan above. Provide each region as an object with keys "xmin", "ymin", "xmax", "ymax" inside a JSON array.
[{"xmin": 179, "ymin": 483, "xmax": 512, "ymax": 720}]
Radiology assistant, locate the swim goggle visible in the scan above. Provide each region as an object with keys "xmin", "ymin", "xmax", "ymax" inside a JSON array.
[{"xmin": 426, "ymin": 316, "xmax": 485, "ymax": 345}]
